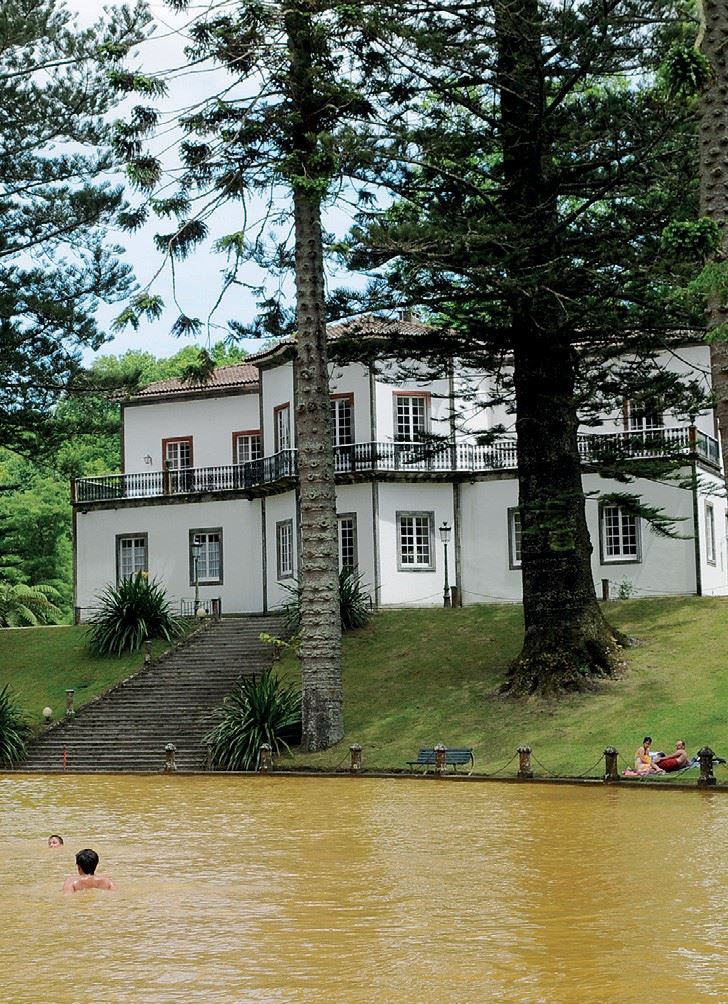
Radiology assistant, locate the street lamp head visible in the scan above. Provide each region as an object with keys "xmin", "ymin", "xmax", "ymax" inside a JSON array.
[
  {"xmin": 191, "ymin": 535, "xmax": 203, "ymax": 556},
  {"xmin": 439, "ymin": 521, "xmax": 451, "ymax": 544}
]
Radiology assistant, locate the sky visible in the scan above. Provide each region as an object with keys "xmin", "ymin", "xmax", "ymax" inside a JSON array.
[{"xmin": 66, "ymin": 0, "xmax": 365, "ymax": 363}]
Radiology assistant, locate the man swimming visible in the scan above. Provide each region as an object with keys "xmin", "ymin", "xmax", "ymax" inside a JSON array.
[
  {"xmin": 62, "ymin": 848, "xmax": 117, "ymax": 892},
  {"xmin": 48, "ymin": 834, "xmax": 63, "ymax": 848}
]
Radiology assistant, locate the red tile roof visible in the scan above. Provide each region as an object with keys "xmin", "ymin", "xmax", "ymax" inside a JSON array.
[{"xmin": 135, "ymin": 362, "xmax": 259, "ymax": 399}]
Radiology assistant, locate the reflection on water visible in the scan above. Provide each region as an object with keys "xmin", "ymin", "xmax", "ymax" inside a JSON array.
[{"xmin": 1, "ymin": 775, "xmax": 727, "ymax": 1003}]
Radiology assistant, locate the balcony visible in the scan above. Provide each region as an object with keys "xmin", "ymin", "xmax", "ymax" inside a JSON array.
[{"xmin": 73, "ymin": 426, "xmax": 720, "ymax": 505}]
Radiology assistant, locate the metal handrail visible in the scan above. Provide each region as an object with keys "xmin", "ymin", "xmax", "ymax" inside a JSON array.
[{"xmin": 73, "ymin": 427, "xmax": 720, "ymax": 504}]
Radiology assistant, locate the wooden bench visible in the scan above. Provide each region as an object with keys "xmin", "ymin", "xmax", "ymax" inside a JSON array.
[{"xmin": 406, "ymin": 747, "xmax": 474, "ymax": 774}]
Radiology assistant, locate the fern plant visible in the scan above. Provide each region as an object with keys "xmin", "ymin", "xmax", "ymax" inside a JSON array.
[
  {"xmin": 0, "ymin": 581, "xmax": 63, "ymax": 627},
  {"xmin": 0, "ymin": 684, "xmax": 31, "ymax": 766},
  {"xmin": 204, "ymin": 671, "xmax": 302, "ymax": 771},
  {"xmin": 87, "ymin": 573, "xmax": 183, "ymax": 656}
]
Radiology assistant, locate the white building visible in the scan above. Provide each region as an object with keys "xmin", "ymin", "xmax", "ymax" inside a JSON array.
[{"xmin": 72, "ymin": 319, "xmax": 728, "ymax": 617}]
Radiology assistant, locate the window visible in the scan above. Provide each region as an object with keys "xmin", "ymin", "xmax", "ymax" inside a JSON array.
[
  {"xmin": 625, "ymin": 400, "xmax": 663, "ymax": 432},
  {"xmin": 276, "ymin": 520, "xmax": 294, "ymax": 579},
  {"xmin": 189, "ymin": 529, "xmax": 223, "ymax": 584},
  {"xmin": 274, "ymin": 403, "xmax": 291, "ymax": 452},
  {"xmin": 706, "ymin": 502, "xmax": 716, "ymax": 565},
  {"xmin": 338, "ymin": 513, "xmax": 358, "ymax": 571},
  {"xmin": 601, "ymin": 504, "xmax": 640, "ymax": 562},
  {"xmin": 508, "ymin": 509, "xmax": 522, "ymax": 569},
  {"xmin": 233, "ymin": 430, "xmax": 262, "ymax": 464},
  {"xmin": 163, "ymin": 436, "xmax": 193, "ymax": 469},
  {"xmin": 116, "ymin": 534, "xmax": 147, "ymax": 582},
  {"xmin": 394, "ymin": 393, "xmax": 429, "ymax": 442},
  {"xmin": 397, "ymin": 511, "xmax": 434, "ymax": 570},
  {"xmin": 330, "ymin": 394, "xmax": 354, "ymax": 447}
]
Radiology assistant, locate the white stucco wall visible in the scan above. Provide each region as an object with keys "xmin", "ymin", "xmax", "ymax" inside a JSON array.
[
  {"xmin": 336, "ymin": 483, "xmax": 376, "ymax": 600},
  {"xmin": 697, "ymin": 470, "xmax": 728, "ymax": 596},
  {"xmin": 329, "ymin": 362, "xmax": 372, "ymax": 441},
  {"xmin": 263, "ymin": 491, "xmax": 298, "ymax": 610},
  {"xmin": 75, "ymin": 498, "xmax": 264, "ymax": 616},
  {"xmin": 123, "ymin": 392, "xmax": 260, "ymax": 473},
  {"xmin": 260, "ymin": 362, "xmax": 295, "ymax": 453}
]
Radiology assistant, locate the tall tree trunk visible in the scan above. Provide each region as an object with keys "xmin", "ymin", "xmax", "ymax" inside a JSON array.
[
  {"xmin": 699, "ymin": 0, "xmax": 728, "ymax": 486},
  {"xmin": 496, "ymin": 0, "xmax": 622, "ymax": 695},
  {"xmin": 287, "ymin": 2, "xmax": 344, "ymax": 750}
]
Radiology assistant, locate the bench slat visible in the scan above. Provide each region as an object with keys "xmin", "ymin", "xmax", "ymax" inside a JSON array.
[{"xmin": 406, "ymin": 747, "xmax": 474, "ymax": 770}]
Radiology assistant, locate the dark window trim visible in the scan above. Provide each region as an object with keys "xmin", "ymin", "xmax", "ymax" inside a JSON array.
[
  {"xmin": 337, "ymin": 511, "xmax": 358, "ymax": 570},
  {"xmin": 273, "ymin": 403, "xmax": 291, "ymax": 452},
  {"xmin": 162, "ymin": 435, "xmax": 194, "ymax": 469},
  {"xmin": 706, "ymin": 501, "xmax": 717, "ymax": 566},
  {"xmin": 276, "ymin": 518, "xmax": 295, "ymax": 580},
  {"xmin": 115, "ymin": 532, "xmax": 149, "ymax": 584},
  {"xmin": 396, "ymin": 510, "xmax": 435, "ymax": 572},
  {"xmin": 507, "ymin": 507, "xmax": 522, "ymax": 570},
  {"xmin": 189, "ymin": 527, "xmax": 224, "ymax": 585},
  {"xmin": 232, "ymin": 429, "xmax": 262, "ymax": 463},
  {"xmin": 598, "ymin": 502, "xmax": 642, "ymax": 565}
]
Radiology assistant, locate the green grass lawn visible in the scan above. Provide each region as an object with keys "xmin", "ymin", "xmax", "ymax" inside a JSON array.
[
  {"xmin": 0, "ymin": 626, "xmax": 178, "ymax": 728},
  {"xmin": 279, "ymin": 596, "xmax": 728, "ymax": 778}
]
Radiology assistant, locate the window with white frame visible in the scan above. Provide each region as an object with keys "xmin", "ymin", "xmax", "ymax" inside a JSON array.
[
  {"xmin": 601, "ymin": 504, "xmax": 640, "ymax": 561},
  {"xmin": 397, "ymin": 511, "xmax": 434, "ymax": 570},
  {"xmin": 508, "ymin": 509, "xmax": 522, "ymax": 568},
  {"xmin": 706, "ymin": 502, "xmax": 716, "ymax": 565},
  {"xmin": 338, "ymin": 513, "xmax": 358, "ymax": 571},
  {"xmin": 625, "ymin": 400, "xmax": 663, "ymax": 432},
  {"xmin": 276, "ymin": 519, "xmax": 294, "ymax": 579},
  {"xmin": 274, "ymin": 404, "xmax": 291, "ymax": 452},
  {"xmin": 117, "ymin": 534, "xmax": 148, "ymax": 581},
  {"xmin": 189, "ymin": 529, "xmax": 223, "ymax": 584},
  {"xmin": 394, "ymin": 394, "xmax": 428, "ymax": 441},
  {"xmin": 163, "ymin": 436, "xmax": 193, "ymax": 468},
  {"xmin": 330, "ymin": 395, "xmax": 354, "ymax": 446},
  {"xmin": 233, "ymin": 430, "xmax": 262, "ymax": 464}
]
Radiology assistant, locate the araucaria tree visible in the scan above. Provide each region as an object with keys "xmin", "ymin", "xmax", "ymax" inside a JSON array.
[
  {"xmin": 350, "ymin": 1, "xmax": 699, "ymax": 694},
  {"xmin": 121, "ymin": 1, "xmax": 381, "ymax": 748},
  {"xmin": 0, "ymin": 0, "xmax": 149, "ymax": 458}
]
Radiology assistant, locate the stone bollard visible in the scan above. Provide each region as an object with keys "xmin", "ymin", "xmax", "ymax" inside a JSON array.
[
  {"xmin": 517, "ymin": 745, "xmax": 533, "ymax": 779},
  {"xmin": 143, "ymin": 640, "xmax": 152, "ymax": 666},
  {"xmin": 698, "ymin": 746, "xmax": 717, "ymax": 787},
  {"xmin": 163, "ymin": 743, "xmax": 177, "ymax": 772},
  {"xmin": 65, "ymin": 689, "xmax": 75, "ymax": 717},
  {"xmin": 349, "ymin": 743, "xmax": 363, "ymax": 774},
  {"xmin": 603, "ymin": 746, "xmax": 620, "ymax": 783},
  {"xmin": 211, "ymin": 597, "xmax": 222, "ymax": 621},
  {"xmin": 434, "ymin": 743, "xmax": 447, "ymax": 776},
  {"xmin": 259, "ymin": 743, "xmax": 273, "ymax": 773}
]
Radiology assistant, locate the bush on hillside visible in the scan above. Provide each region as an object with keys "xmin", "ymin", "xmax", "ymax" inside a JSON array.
[
  {"xmin": 204, "ymin": 671, "xmax": 302, "ymax": 771},
  {"xmin": 0, "ymin": 581, "xmax": 63, "ymax": 627},
  {"xmin": 283, "ymin": 567, "xmax": 372, "ymax": 633},
  {"xmin": 86, "ymin": 573, "xmax": 183, "ymax": 656},
  {"xmin": 0, "ymin": 684, "xmax": 31, "ymax": 766}
]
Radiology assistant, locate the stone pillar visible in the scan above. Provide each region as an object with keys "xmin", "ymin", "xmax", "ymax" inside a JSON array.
[
  {"xmin": 601, "ymin": 578, "xmax": 610, "ymax": 602},
  {"xmin": 517, "ymin": 745, "xmax": 533, "ymax": 779},
  {"xmin": 434, "ymin": 743, "xmax": 447, "ymax": 776},
  {"xmin": 698, "ymin": 746, "xmax": 717, "ymax": 787},
  {"xmin": 349, "ymin": 743, "xmax": 363, "ymax": 774},
  {"xmin": 259, "ymin": 743, "xmax": 273, "ymax": 773},
  {"xmin": 143, "ymin": 640, "xmax": 152, "ymax": 666},
  {"xmin": 65, "ymin": 689, "xmax": 75, "ymax": 717},
  {"xmin": 603, "ymin": 746, "xmax": 620, "ymax": 783},
  {"xmin": 211, "ymin": 597, "xmax": 222, "ymax": 621},
  {"xmin": 163, "ymin": 743, "xmax": 178, "ymax": 772},
  {"xmin": 73, "ymin": 606, "xmax": 82, "ymax": 625}
]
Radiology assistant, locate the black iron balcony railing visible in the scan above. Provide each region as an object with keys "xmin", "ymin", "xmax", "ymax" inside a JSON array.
[{"xmin": 73, "ymin": 427, "xmax": 720, "ymax": 505}]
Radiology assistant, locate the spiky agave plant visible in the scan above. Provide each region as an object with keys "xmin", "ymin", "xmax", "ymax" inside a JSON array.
[
  {"xmin": 0, "ymin": 684, "xmax": 31, "ymax": 766},
  {"xmin": 282, "ymin": 567, "xmax": 372, "ymax": 633},
  {"xmin": 204, "ymin": 671, "xmax": 302, "ymax": 771},
  {"xmin": 87, "ymin": 573, "xmax": 183, "ymax": 656}
]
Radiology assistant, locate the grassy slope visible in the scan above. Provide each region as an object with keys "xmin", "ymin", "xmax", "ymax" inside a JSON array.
[
  {"xmin": 281, "ymin": 596, "xmax": 728, "ymax": 777},
  {"xmin": 0, "ymin": 626, "xmax": 175, "ymax": 727}
]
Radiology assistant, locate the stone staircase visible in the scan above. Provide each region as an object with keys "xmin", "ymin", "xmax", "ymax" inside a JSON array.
[{"xmin": 20, "ymin": 615, "xmax": 285, "ymax": 773}]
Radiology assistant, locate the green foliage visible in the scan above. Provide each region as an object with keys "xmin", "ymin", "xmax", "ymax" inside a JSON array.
[
  {"xmin": 86, "ymin": 574, "xmax": 183, "ymax": 656},
  {"xmin": 660, "ymin": 44, "xmax": 713, "ymax": 98},
  {"xmin": 283, "ymin": 568, "xmax": 372, "ymax": 633},
  {"xmin": 0, "ymin": 582, "xmax": 63, "ymax": 627},
  {"xmin": 204, "ymin": 671, "xmax": 302, "ymax": 771},
  {"xmin": 661, "ymin": 218, "xmax": 721, "ymax": 262},
  {"xmin": 0, "ymin": 684, "xmax": 31, "ymax": 767}
]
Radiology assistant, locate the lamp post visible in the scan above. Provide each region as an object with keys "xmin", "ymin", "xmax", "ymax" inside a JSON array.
[
  {"xmin": 439, "ymin": 521, "xmax": 451, "ymax": 608},
  {"xmin": 191, "ymin": 535, "xmax": 202, "ymax": 614}
]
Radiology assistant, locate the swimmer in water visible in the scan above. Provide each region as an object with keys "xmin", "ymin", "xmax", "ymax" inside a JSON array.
[
  {"xmin": 48, "ymin": 834, "xmax": 64, "ymax": 848},
  {"xmin": 63, "ymin": 849, "xmax": 117, "ymax": 893}
]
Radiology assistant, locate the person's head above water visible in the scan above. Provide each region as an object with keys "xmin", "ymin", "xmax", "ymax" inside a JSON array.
[
  {"xmin": 75, "ymin": 848, "xmax": 99, "ymax": 875},
  {"xmin": 48, "ymin": 834, "xmax": 64, "ymax": 848}
]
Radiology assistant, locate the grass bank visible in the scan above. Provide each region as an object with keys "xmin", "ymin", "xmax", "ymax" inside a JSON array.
[
  {"xmin": 0, "ymin": 626, "xmax": 178, "ymax": 728},
  {"xmin": 281, "ymin": 596, "xmax": 728, "ymax": 778}
]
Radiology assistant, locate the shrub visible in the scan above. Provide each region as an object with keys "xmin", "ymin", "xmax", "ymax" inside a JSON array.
[
  {"xmin": 87, "ymin": 573, "xmax": 183, "ymax": 656},
  {"xmin": 0, "ymin": 581, "xmax": 63, "ymax": 627},
  {"xmin": 204, "ymin": 671, "xmax": 302, "ymax": 771},
  {"xmin": 283, "ymin": 567, "xmax": 372, "ymax": 633},
  {"xmin": 0, "ymin": 684, "xmax": 31, "ymax": 766}
]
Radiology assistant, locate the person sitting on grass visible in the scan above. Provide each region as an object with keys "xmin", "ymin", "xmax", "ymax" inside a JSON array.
[
  {"xmin": 655, "ymin": 740, "xmax": 690, "ymax": 773},
  {"xmin": 62, "ymin": 849, "xmax": 117, "ymax": 893},
  {"xmin": 634, "ymin": 737, "xmax": 665, "ymax": 775}
]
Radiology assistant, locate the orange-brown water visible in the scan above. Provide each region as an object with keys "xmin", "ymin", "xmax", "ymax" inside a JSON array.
[{"xmin": 2, "ymin": 774, "xmax": 728, "ymax": 1003}]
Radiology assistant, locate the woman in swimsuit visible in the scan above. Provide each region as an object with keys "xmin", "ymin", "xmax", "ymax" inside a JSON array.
[{"xmin": 635, "ymin": 736, "xmax": 665, "ymax": 774}]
